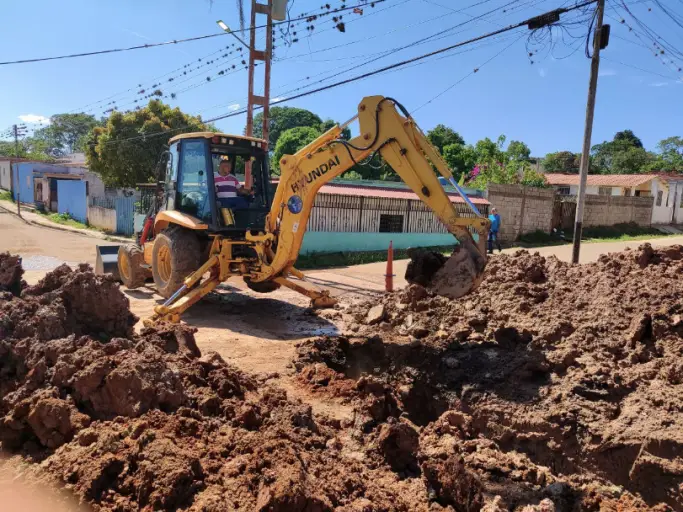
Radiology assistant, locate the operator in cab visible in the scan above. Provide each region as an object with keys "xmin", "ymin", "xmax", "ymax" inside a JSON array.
[{"xmin": 214, "ymin": 158, "xmax": 251, "ymax": 210}]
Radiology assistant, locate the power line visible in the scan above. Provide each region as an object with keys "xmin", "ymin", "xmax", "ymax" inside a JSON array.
[
  {"xmin": 207, "ymin": 0, "xmax": 599, "ymax": 122},
  {"xmin": 72, "ymin": 0, "xmax": 507, "ymax": 118},
  {"xmin": 0, "ymin": 0, "xmax": 388, "ymax": 66},
  {"xmin": 64, "ymin": 0, "xmax": 406, "ymax": 117},
  {"xmin": 83, "ymin": 0, "xmax": 597, "ymax": 151},
  {"xmin": 603, "ymin": 56, "xmax": 683, "ymax": 81},
  {"xmin": 162, "ymin": 0, "xmax": 540, "ymax": 117},
  {"xmin": 411, "ymin": 32, "xmax": 526, "ymax": 113}
]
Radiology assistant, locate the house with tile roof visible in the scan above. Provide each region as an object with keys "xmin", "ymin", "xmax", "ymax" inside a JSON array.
[{"xmin": 544, "ymin": 173, "xmax": 681, "ymax": 225}]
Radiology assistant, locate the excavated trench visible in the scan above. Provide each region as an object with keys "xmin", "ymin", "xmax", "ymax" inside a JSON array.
[{"xmin": 296, "ymin": 244, "xmax": 683, "ymax": 510}]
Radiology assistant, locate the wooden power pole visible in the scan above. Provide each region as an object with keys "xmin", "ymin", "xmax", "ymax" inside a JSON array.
[
  {"xmin": 13, "ymin": 124, "xmax": 26, "ymax": 217},
  {"xmin": 572, "ymin": 0, "xmax": 607, "ymax": 264},
  {"xmin": 244, "ymin": 0, "xmax": 274, "ymax": 189}
]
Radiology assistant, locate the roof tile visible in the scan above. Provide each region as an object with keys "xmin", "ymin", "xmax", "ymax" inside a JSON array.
[{"xmin": 544, "ymin": 173, "xmax": 658, "ymax": 187}]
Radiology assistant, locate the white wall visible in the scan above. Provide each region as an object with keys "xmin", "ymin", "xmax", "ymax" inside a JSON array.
[
  {"xmin": 87, "ymin": 206, "xmax": 117, "ymax": 232},
  {"xmin": 0, "ymin": 160, "xmax": 11, "ymax": 190},
  {"xmin": 651, "ymin": 179, "xmax": 674, "ymax": 224},
  {"xmin": 666, "ymin": 181, "xmax": 683, "ymax": 224}
]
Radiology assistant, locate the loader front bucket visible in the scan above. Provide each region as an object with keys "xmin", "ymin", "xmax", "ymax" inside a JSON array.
[{"xmin": 95, "ymin": 245, "xmax": 122, "ymax": 281}]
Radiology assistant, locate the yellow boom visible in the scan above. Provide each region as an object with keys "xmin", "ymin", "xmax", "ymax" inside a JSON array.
[{"xmin": 147, "ymin": 96, "xmax": 489, "ymax": 325}]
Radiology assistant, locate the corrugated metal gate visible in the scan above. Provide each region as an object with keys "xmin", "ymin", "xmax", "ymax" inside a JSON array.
[{"xmin": 115, "ymin": 196, "xmax": 135, "ymax": 236}]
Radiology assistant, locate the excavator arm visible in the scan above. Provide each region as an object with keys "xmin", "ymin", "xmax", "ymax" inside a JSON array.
[
  {"xmin": 252, "ymin": 95, "xmax": 489, "ymax": 291},
  {"xmin": 148, "ymin": 96, "xmax": 489, "ymax": 325}
]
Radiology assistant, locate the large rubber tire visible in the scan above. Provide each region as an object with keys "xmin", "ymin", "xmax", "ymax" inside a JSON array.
[
  {"xmin": 152, "ymin": 227, "xmax": 201, "ymax": 299},
  {"xmin": 118, "ymin": 244, "xmax": 149, "ymax": 289}
]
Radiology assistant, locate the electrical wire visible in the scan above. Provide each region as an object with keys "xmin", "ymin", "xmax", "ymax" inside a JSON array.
[
  {"xmin": 0, "ymin": 0, "xmax": 388, "ymax": 66},
  {"xmin": 411, "ymin": 32, "xmax": 526, "ymax": 113},
  {"xmin": 80, "ymin": 0, "xmax": 597, "ymax": 152},
  {"xmin": 71, "ymin": 0, "xmax": 512, "ymax": 118}
]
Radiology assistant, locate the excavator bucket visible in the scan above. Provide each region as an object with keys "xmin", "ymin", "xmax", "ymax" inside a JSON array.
[
  {"xmin": 95, "ymin": 245, "xmax": 121, "ymax": 281},
  {"xmin": 405, "ymin": 236, "xmax": 487, "ymax": 300}
]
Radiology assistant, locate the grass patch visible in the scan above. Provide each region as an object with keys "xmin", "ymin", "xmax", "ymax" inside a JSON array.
[
  {"xmin": 518, "ymin": 223, "xmax": 675, "ymax": 248},
  {"xmin": 0, "ymin": 190, "xmax": 13, "ymax": 202},
  {"xmin": 517, "ymin": 230, "xmax": 567, "ymax": 248},
  {"xmin": 295, "ymin": 245, "xmax": 455, "ymax": 270},
  {"xmin": 41, "ymin": 212, "xmax": 94, "ymax": 231}
]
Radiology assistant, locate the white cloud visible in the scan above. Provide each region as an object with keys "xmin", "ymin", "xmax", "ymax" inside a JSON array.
[
  {"xmin": 598, "ymin": 68, "xmax": 617, "ymax": 77},
  {"xmin": 649, "ymin": 81, "xmax": 669, "ymax": 87},
  {"xmin": 271, "ymin": 96, "xmax": 285, "ymax": 102},
  {"xmin": 228, "ymin": 103, "xmax": 240, "ymax": 111},
  {"xmin": 18, "ymin": 114, "xmax": 50, "ymax": 124},
  {"xmin": 538, "ymin": 68, "xmax": 547, "ymax": 78}
]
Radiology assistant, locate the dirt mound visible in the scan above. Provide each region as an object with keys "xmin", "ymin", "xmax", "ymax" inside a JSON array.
[
  {"xmin": 0, "ymin": 258, "xmax": 440, "ymax": 511},
  {"xmin": 297, "ymin": 244, "xmax": 683, "ymax": 510},
  {"xmin": 0, "ymin": 252, "xmax": 24, "ymax": 296}
]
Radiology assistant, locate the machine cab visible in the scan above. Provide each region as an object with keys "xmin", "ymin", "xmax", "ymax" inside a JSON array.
[{"xmin": 164, "ymin": 132, "xmax": 272, "ymax": 233}]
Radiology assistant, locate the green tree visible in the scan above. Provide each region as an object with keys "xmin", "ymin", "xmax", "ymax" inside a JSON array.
[
  {"xmin": 0, "ymin": 137, "xmax": 52, "ymax": 161},
  {"xmin": 654, "ymin": 136, "xmax": 683, "ymax": 171},
  {"xmin": 543, "ymin": 151, "xmax": 580, "ymax": 173},
  {"xmin": 442, "ymin": 143, "xmax": 477, "ymax": 179},
  {"xmin": 85, "ymin": 100, "xmax": 208, "ymax": 187},
  {"xmin": 506, "ymin": 140, "xmax": 531, "ymax": 161},
  {"xmin": 270, "ymin": 126, "xmax": 322, "ymax": 174},
  {"xmin": 614, "ymin": 129, "xmax": 643, "ymax": 149},
  {"xmin": 426, "ymin": 124, "xmax": 465, "ymax": 154},
  {"xmin": 253, "ymin": 106, "xmax": 322, "ymax": 147},
  {"xmin": 592, "ymin": 130, "xmax": 650, "ymax": 173},
  {"xmin": 474, "ymin": 136, "xmax": 505, "ymax": 162},
  {"xmin": 319, "ymin": 119, "xmax": 351, "ymax": 140},
  {"xmin": 33, "ymin": 113, "xmax": 101, "ymax": 157},
  {"xmin": 610, "ymin": 146, "xmax": 654, "ymax": 174}
]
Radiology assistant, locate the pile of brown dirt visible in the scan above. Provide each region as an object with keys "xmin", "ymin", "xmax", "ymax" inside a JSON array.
[
  {"xmin": 0, "ymin": 259, "xmax": 442, "ymax": 511},
  {"xmin": 296, "ymin": 244, "xmax": 683, "ymax": 510},
  {"xmin": 0, "ymin": 252, "xmax": 24, "ymax": 296}
]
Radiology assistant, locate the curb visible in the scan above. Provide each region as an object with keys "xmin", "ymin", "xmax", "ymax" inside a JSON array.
[
  {"xmin": 0, "ymin": 203, "xmax": 31, "ymax": 225},
  {"xmin": 0, "ymin": 203, "xmax": 132, "ymax": 244}
]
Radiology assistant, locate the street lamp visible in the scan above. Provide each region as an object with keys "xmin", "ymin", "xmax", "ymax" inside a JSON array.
[{"xmin": 216, "ymin": 20, "xmax": 250, "ymax": 50}]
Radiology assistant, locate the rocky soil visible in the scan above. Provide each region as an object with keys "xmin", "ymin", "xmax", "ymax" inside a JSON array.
[
  {"xmin": 296, "ymin": 244, "xmax": 683, "ymax": 511},
  {"xmin": 1, "ymin": 245, "xmax": 682, "ymax": 511}
]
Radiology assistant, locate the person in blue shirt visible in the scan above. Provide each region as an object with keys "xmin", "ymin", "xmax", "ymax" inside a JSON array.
[{"xmin": 488, "ymin": 207, "xmax": 502, "ymax": 254}]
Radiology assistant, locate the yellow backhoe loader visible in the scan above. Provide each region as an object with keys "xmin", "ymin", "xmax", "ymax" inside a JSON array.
[{"xmin": 114, "ymin": 96, "xmax": 490, "ymax": 325}]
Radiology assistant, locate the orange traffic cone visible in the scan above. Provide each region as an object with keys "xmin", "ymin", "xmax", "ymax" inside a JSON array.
[{"xmin": 385, "ymin": 241, "xmax": 395, "ymax": 292}]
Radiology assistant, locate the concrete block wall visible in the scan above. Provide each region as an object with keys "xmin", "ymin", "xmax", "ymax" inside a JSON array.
[
  {"xmin": 583, "ymin": 195, "xmax": 653, "ymax": 227},
  {"xmin": 487, "ymin": 184, "xmax": 554, "ymax": 242}
]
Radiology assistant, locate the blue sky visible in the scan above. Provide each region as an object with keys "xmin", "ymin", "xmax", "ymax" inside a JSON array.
[{"xmin": 0, "ymin": 0, "xmax": 681, "ymax": 156}]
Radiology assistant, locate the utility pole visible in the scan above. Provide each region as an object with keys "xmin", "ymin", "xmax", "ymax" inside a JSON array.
[
  {"xmin": 244, "ymin": 0, "xmax": 276, "ymax": 189},
  {"xmin": 572, "ymin": 0, "xmax": 607, "ymax": 264},
  {"xmin": 13, "ymin": 124, "xmax": 26, "ymax": 217}
]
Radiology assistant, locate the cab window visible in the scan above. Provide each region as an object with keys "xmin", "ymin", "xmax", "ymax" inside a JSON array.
[{"xmin": 177, "ymin": 140, "xmax": 211, "ymax": 221}]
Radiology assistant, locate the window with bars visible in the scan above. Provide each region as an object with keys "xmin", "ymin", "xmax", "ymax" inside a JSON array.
[
  {"xmin": 556, "ymin": 186, "xmax": 570, "ymax": 195},
  {"xmin": 379, "ymin": 214, "xmax": 404, "ymax": 233},
  {"xmin": 598, "ymin": 186, "xmax": 612, "ymax": 196},
  {"xmin": 656, "ymin": 191, "xmax": 663, "ymax": 207}
]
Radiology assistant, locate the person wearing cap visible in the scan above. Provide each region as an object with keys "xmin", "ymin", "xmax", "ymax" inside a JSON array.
[{"xmin": 488, "ymin": 207, "xmax": 502, "ymax": 254}]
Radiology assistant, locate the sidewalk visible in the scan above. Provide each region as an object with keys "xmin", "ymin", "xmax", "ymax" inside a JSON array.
[{"xmin": 0, "ymin": 199, "xmax": 132, "ymax": 243}]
